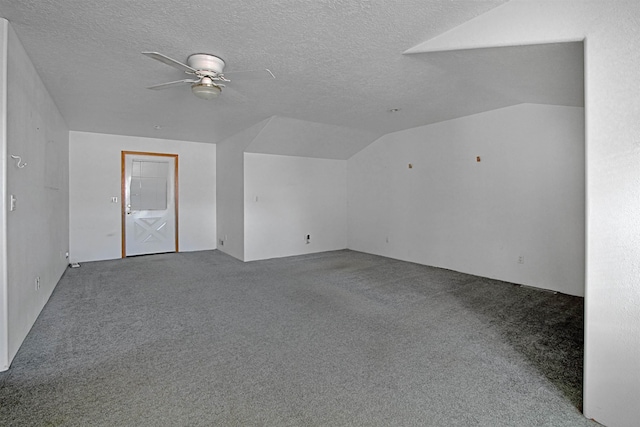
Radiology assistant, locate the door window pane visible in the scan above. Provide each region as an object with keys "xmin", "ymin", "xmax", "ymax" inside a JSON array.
[{"xmin": 130, "ymin": 160, "xmax": 168, "ymax": 210}]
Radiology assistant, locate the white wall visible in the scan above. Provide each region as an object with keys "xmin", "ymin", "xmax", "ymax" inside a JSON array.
[
  {"xmin": 216, "ymin": 120, "xmax": 268, "ymax": 260},
  {"xmin": 1, "ymin": 21, "xmax": 70, "ymax": 370},
  {"xmin": 244, "ymin": 153, "xmax": 347, "ymax": 261},
  {"xmin": 348, "ymin": 103, "xmax": 585, "ymax": 296},
  {"xmin": 0, "ymin": 18, "xmax": 8, "ymax": 373},
  {"xmin": 405, "ymin": 2, "xmax": 640, "ymax": 425},
  {"xmin": 69, "ymin": 132, "xmax": 216, "ymax": 262}
]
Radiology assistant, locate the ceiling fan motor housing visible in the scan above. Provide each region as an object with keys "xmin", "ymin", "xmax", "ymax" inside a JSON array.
[{"xmin": 187, "ymin": 54, "xmax": 226, "ymax": 74}]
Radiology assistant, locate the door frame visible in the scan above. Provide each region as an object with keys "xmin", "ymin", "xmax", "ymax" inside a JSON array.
[{"xmin": 121, "ymin": 151, "xmax": 179, "ymax": 258}]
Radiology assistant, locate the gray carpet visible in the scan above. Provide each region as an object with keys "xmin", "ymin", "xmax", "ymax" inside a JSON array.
[{"xmin": 0, "ymin": 250, "xmax": 597, "ymax": 426}]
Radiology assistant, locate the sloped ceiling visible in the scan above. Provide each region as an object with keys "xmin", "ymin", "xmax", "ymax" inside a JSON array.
[
  {"xmin": 246, "ymin": 116, "xmax": 378, "ymax": 160},
  {"xmin": 0, "ymin": 1, "xmax": 583, "ymax": 159}
]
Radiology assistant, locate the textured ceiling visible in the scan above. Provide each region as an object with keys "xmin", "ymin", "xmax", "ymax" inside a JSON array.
[{"xmin": 0, "ymin": 0, "xmax": 583, "ymax": 157}]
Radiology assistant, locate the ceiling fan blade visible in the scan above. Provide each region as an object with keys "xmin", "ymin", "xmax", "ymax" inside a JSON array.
[
  {"xmin": 223, "ymin": 69, "xmax": 276, "ymax": 81},
  {"xmin": 147, "ymin": 79, "xmax": 199, "ymax": 90},
  {"xmin": 221, "ymin": 85, "xmax": 249, "ymax": 104},
  {"xmin": 142, "ymin": 52, "xmax": 196, "ymax": 74}
]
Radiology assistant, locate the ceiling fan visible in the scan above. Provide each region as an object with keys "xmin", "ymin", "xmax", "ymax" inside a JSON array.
[{"xmin": 142, "ymin": 52, "xmax": 275, "ymax": 100}]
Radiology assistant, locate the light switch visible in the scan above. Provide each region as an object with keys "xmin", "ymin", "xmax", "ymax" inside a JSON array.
[{"xmin": 10, "ymin": 195, "xmax": 16, "ymax": 211}]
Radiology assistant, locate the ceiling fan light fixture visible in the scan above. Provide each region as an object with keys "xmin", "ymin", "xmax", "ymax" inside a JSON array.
[
  {"xmin": 144, "ymin": 52, "xmax": 274, "ymax": 100},
  {"xmin": 191, "ymin": 80, "xmax": 222, "ymax": 100}
]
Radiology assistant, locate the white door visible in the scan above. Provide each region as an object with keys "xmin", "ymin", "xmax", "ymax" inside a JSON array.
[{"xmin": 122, "ymin": 152, "xmax": 178, "ymax": 257}]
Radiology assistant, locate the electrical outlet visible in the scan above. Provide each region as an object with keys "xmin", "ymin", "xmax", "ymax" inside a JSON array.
[
  {"xmin": 518, "ymin": 255, "xmax": 525, "ymax": 264},
  {"xmin": 305, "ymin": 234, "xmax": 311, "ymax": 244}
]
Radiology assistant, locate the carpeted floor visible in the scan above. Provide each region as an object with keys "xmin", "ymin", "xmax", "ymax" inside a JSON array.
[{"xmin": 0, "ymin": 250, "xmax": 596, "ymax": 426}]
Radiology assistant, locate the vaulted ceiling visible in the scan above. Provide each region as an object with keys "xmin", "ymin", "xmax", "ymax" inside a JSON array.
[{"xmin": 0, "ymin": 0, "xmax": 583, "ymax": 158}]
